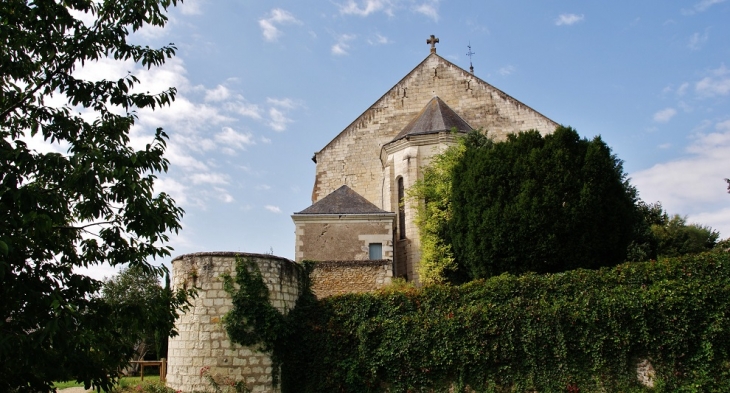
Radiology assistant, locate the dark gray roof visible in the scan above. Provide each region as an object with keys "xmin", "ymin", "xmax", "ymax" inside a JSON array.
[
  {"xmin": 391, "ymin": 96, "xmax": 473, "ymax": 142},
  {"xmin": 296, "ymin": 185, "xmax": 391, "ymax": 214}
]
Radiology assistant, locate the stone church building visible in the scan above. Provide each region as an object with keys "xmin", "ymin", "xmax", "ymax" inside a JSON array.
[
  {"xmin": 167, "ymin": 37, "xmax": 562, "ymax": 392},
  {"xmin": 292, "ymin": 37, "xmax": 558, "ymax": 284}
]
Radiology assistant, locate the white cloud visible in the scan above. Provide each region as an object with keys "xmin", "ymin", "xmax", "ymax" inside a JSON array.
[
  {"xmin": 164, "ymin": 142, "xmax": 209, "ymax": 171},
  {"xmin": 256, "ymin": 184, "xmax": 272, "ymax": 191},
  {"xmin": 695, "ymin": 64, "xmax": 730, "ymax": 97},
  {"xmin": 632, "ymin": 120, "xmax": 730, "ymax": 238},
  {"xmin": 215, "ymin": 188, "xmax": 235, "ymax": 203},
  {"xmin": 688, "ymin": 208, "xmax": 730, "ymax": 239},
  {"xmin": 555, "ymin": 13, "xmax": 584, "ymax": 26},
  {"xmin": 413, "ymin": 1, "xmax": 440, "ymax": 21},
  {"xmin": 677, "ymin": 82, "xmax": 690, "ymax": 96},
  {"xmin": 265, "ymin": 205, "xmax": 282, "ymax": 213},
  {"xmin": 225, "ymin": 101, "xmax": 263, "ymax": 119},
  {"xmin": 268, "ymin": 108, "xmax": 292, "ymax": 132},
  {"xmin": 688, "ymin": 29, "xmax": 710, "ymax": 50},
  {"xmin": 259, "ymin": 8, "xmax": 301, "ymax": 42},
  {"xmin": 367, "ymin": 33, "xmax": 391, "ymax": 45},
  {"xmin": 694, "ymin": 0, "xmax": 726, "ymax": 12},
  {"xmin": 154, "ymin": 177, "xmax": 189, "ymax": 206},
  {"xmin": 338, "ymin": 0, "xmax": 393, "ymax": 16},
  {"xmin": 498, "ymin": 65, "xmax": 516, "ymax": 76},
  {"xmin": 215, "ymin": 127, "xmax": 254, "ymax": 150},
  {"xmin": 332, "ymin": 34, "xmax": 356, "ymax": 55},
  {"xmin": 180, "ymin": 0, "xmax": 203, "ymax": 15},
  {"xmin": 260, "ymin": 136, "xmax": 272, "ymax": 144},
  {"xmin": 267, "ymin": 97, "xmax": 298, "ymax": 109},
  {"xmin": 189, "ymin": 173, "xmax": 229, "ymax": 185},
  {"xmin": 716, "ymin": 119, "xmax": 730, "ymax": 131},
  {"xmin": 653, "ymin": 108, "xmax": 677, "ymax": 123},
  {"xmin": 205, "ymin": 85, "xmax": 231, "ymax": 102}
]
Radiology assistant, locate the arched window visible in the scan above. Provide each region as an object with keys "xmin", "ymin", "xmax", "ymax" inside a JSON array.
[{"xmin": 397, "ymin": 177, "xmax": 405, "ymax": 240}]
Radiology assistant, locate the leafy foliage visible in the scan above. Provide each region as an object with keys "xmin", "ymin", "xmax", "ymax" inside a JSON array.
[
  {"xmin": 222, "ymin": 252, "xmax": 730, "ymax": 392},
  {"xmin": 447, "ymin": 127, "xmax": 640, "ymax": 280},
  {"xmin": 0, "ymin": 1, "xmax": 185, "ymax": 391},
  {"xmin": 283, "ymin": 253, "xmax": 730, "ymax": 392},
  {"xmin": 102, "ymin": 266, "xmax": 190, "ymax": 361},
  {"xmin": 221, "ymin": 257, "xmax": 314, "ymax": 387},
  {"xmin": 652, "ymin": 214, "xmax": 719, "ymax": 258},
  {"xmin": 628, "ymin": 201, "xmax": 720, "ymax": 260},
  {"xmin": 407, "ymin": 137, "xmax": 465, "ymax": 284}
]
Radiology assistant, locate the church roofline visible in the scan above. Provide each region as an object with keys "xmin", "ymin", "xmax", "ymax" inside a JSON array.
[
  {"xmin": 388, "ymin": 96, "xmax": 473, "ymax": 143},
  {"xmin": 314, "ymin": 52, "xmax": 558, "ymax": 158},
  {"xmin": 291, "ymin": 212, "xmax": 396, "ymax": 220},
  {"xmin": 295, "ymin": 185, "xmax": 391, "ymax": 215}
]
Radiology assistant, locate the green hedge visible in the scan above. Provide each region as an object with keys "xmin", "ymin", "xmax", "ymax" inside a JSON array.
[{"xmin": 224, "ymin": 253, "xmax": 730, "ymax": 392}]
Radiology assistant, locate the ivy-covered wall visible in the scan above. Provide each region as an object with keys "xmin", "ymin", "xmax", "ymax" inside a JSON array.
[{"xmin": 223, "ymin": 252, "xmax": 730, "ymax": 392}]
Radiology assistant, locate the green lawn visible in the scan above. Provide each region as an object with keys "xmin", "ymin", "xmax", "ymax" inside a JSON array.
[{"xmin": 54, "ymin": 375, "xmax": 161, "ymax": 391}]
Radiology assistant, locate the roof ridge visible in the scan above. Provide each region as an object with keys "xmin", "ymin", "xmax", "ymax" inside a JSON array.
[
  {"xmin": 389, "ymin": 96, "xmax": 473, "ymax": 142},
  {"xmin": 295, "ymin": 185, "xmax": 391, "ymax": 214}
]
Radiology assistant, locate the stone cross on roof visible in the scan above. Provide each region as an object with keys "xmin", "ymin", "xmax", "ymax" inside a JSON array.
[{"xmin": 427, "ymin": 35, "xmax": 439, "ymax": 53}]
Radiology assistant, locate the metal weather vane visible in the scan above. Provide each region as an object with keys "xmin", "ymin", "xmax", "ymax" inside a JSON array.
[{"xmin": 467, "ymin": 42, "xmax": 475, "ymax": 74}]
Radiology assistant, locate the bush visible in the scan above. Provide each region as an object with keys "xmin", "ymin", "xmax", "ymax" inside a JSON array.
[{"xmin": 279, "ymin": 252, "xmax": 730, "ymax": 392}]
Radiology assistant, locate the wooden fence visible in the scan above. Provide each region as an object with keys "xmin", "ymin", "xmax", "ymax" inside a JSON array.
[{"xmin": 130, "ymin": 358, "xmax": 166, "ymax": 382}]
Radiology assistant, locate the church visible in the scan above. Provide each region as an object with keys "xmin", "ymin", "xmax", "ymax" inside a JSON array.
[
  {"xmin": 292, "ymin": 36, "xmax": 558, "ymax": 284},
  {"xmin": 168, "ymin": 36, "xmax": 561, "ymax": 392}
]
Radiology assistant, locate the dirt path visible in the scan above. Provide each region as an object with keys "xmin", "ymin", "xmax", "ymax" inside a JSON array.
[{"xmin": 58, "ymin": 388, "xmax": 89, "ymax": 393}]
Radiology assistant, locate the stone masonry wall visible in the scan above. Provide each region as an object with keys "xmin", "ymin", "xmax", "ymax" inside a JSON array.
[
  {"xmin": 311, "ymin": 53, "xmax": 558, "ymax": 207},
  {"xmin": 294, "ymin": 217, "xmax": 394, "ymax": 262},
  {"xmin": 167, "ymin": 252, "xmax": 302, "ymax": 393},
  {"xmin": 310, "ymin": 260, "xmax": 393, "ymax": 298}
]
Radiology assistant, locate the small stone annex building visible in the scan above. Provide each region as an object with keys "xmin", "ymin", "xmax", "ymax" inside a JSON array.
[{"xmin": 293, "ymin": 36, "xmax": 558, "ymax": 284}]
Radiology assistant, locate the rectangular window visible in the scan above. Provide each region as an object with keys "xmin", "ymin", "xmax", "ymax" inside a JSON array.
[{"xmin": 369, "ymin": 243, "xmax": 383, "ymax": 260}]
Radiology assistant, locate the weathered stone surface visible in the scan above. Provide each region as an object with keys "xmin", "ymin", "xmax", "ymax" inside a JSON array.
[
  {"xmin": 167, "ymin": 253, "xmax": 302, "ymax": 393},
  {"xmin": 308, "ymin": 53, "xmax": 558, "ymax": 283},
  {"xmin": 310, "ymin": 260, "xmax": 393, "ymax": 298},
  {"xmin": 292, "ymin": 215, "xmax": 394, "ymax": 262}
]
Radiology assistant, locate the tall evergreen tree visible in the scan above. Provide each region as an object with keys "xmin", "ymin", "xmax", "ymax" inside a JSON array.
[{"xmin": 448, "ymin": 127, "xmax": 639, "ymax": 280}]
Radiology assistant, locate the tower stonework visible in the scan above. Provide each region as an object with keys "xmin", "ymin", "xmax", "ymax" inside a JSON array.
[{"xmin": 166, "ymin": 252, "xmax": 302, "ymax": 393}]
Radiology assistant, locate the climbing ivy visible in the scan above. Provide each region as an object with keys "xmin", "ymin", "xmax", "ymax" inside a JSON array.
[
  {"xmin": 224, "ymin": 253, "xmax": 730, "ymax": 392},
  {"xmin": 221, "ymin": 257, "xmax": 313, "ymax": 386}
]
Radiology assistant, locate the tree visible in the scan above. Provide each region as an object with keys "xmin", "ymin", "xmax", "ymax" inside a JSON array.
[
  {"xmin": 101, "ymin": 266, "xmax": 180, "ymax": 363},
  {"xmin": 652, "ymin": 214, "xmax": 719, "ymax": 258},
  {"xmin": 627, "ymin": 201, "xmax": 720, "ymax": 259},
  {"xmin": 0, "ymin": 1, "xmax": 188, "ymax": 391},
  {"xmin": 408, "ymin": 131, "xmax": 489, "ymax": 284},
  {"xmin": 447, "ymin": 127, "xmax": 640, "ymax": 280},
  {"xmin": 625, "ymin": 200, "xmax": 663, "ymax": 262}
]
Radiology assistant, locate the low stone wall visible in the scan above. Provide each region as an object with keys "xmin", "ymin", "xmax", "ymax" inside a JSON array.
[
  {"xmin": 310, "ymin": 259, "xmax": 393, "ymax": 298},
  {"xmin": 166, "ymin": 252, "xmax": 302, "ymax": 393}
]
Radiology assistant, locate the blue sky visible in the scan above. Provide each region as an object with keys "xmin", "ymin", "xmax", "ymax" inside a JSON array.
[{"xmin": 63, "ymin": 0, "xmax": 730, "ymax": 278}]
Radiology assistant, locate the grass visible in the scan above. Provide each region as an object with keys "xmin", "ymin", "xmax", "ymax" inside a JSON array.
[{"xmin": 54, "ymin": 375, "xmax": 161, "ymax": 391}]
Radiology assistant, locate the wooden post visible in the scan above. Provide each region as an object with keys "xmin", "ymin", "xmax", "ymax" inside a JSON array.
[{"xmin": 160, "ymin": 358, "xmax": 167, "ymax": 382}]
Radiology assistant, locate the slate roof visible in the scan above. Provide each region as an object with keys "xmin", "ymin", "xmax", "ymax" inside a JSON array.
[
  {"xmin": 295, "ymin": 185, "xmax": 392, "ymax": 215},
  {"xmin": 390, "ymin": 96, "xmax": 473, "ymax": 142}
]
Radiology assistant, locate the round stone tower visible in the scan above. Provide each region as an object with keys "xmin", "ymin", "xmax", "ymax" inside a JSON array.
[{"xmin": 166, "ymin": 252, "xmax": 302, "ymax": 393}]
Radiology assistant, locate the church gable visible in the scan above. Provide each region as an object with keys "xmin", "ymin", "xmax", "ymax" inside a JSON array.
[{"xmin": 311, "ymin": 51, "xmax": 558, "ymax": 205}]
